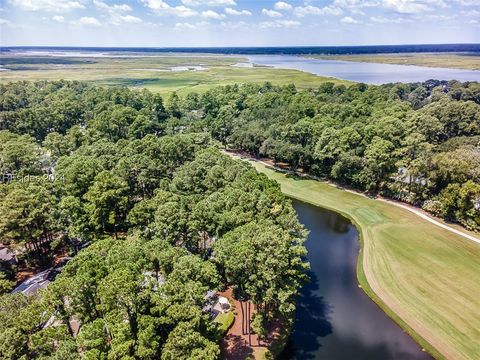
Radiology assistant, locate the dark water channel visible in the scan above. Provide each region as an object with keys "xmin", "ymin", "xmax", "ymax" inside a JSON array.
[{"xmin": 281, "ymin": 199, "xmax": 432, "ymax": 360}]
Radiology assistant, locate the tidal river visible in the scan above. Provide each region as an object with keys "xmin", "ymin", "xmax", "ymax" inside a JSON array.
[
  {"xmin": 246, "ymin": 55, "xmax": 480, "ymax": 84},
  {"xmin": 281, "ymin": 199, "xmax": 432, "ymax": 360}
]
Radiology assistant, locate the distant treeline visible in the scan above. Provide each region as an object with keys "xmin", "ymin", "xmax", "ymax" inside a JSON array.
[{"xmin": 3, "ymin": 43, "xmax": 480, "ymax": 55}]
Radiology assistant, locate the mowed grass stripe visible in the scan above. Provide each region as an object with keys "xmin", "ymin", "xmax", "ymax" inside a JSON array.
[{"xmin": 249, "ymin": 161, "xmax": 480, "ymax": 360}]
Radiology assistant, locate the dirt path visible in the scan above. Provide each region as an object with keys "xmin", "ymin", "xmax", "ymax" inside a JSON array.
[
  {"xmin": 228, "ymin": 151, "xmax": 480, "ymax": 246},
  {"xmin": 219, "ymin": 288, "xmax": 265, "ymax": 360}
]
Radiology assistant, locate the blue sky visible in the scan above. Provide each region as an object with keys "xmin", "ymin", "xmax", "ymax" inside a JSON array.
[{"xmin": 1, "ymin": 0, "xmax": 479, "ymax": 46}]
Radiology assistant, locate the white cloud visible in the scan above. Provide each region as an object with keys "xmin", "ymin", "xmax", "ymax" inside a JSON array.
[
  {"xmin": 0, "ymin": 17, "xmax": 30, "ymax": 29},
  {"xmin": 114, "ymin": 4, "xmax": 132, "ymax": 11},
  {"xmin": 182, "ymin": 0, "xmax": 236, "ymax": 6},
  {"xmin": 225, "ymin": 7, "xmax": 251, "ymax": 15},
  {"xmin": 219, "ymin": 20, "xmax": 249, "ymax": 29},
  {"xmin": 141, "ymin": 0, "xmax": 197, "ymax": 17},
  {"xmin": 93, "ymin": 1, "xmax": 132, "ymax": 12},
  {"xmin": 175, "ymin": 22, "xmax": 196, "ymax": 29},
  {"xmin": 9, "ymin": 0, "xmax": 84, "ymax": 12},
  {"xmin": 274, "ymin": 1, "xmax": 293, "ymax": 10},
  {"xmin": 334, "ymin": 0, "xmax": 379, "ymax": 8},
  {"xmin": 294, "ymin": 5, "xmax": 343, "ymax": 17},
  {"xmin": 118, "ymin": 15, "xmax": 142, "ymax": 23},
  {"xmin": 382, "ymin": 0, "xmax": 431, "ymax": 13},
  {"xmin": 141, "ymin": 0, "xmax": 169, "ymax": 10},
  {"xmin": 175, "ymin": 20, "xmax": 215, "ymax": 29},
  {"xmin": 201, "ymin": 10, "xmax": 225, "ymax": 19},
  {"xmin": 424, "ymin": 13, "xmax": 451, "ymax": 19},
  {"xmin": 341, "ymin": 16, "xmax": 359, "ymax": 23},
  {"xmin": 334, "ymin": 0, "xmax": 377, "ymax": 14},
  {"xmin": 460, "ymin": 9, "xmax": 480, "ymax": 16},
  {"xmin": 52, "ymin": 15, "xmax": 65, "ymax": 22},
  {"xmin": 76, "ymin": 16, "xmax": 101, "ymax": 26},
  {"xmin": 430, "ymin": 0, "xmax": 448, "ymax": 6},
  {"xmin": 172, "ymin": 6, "xmax": 198, "ymax": 17},
  {"xmin": 351, "ymin": 9, "xmax": 366, "ymax": 14},
  {"xmin": 262, "ymin": 8, "xmax": 283, "ymax": 17},
  {"xmin": 260, "ymin": 19, "xmax": 300, "ymax": 28},
  {"xmin": 370, "ymin": 15, "xmax": 409, "ymax": 22},
  {"xmin": 454, "ymin": 0, "xmax": 480, "ymax": 5},
  {"xmin": 93, "ymin": 0, "xmax": 142, "ymax": 25}
]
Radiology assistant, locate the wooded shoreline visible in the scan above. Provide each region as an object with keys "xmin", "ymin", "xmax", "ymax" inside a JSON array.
[{"xmin": 241, "ymin": 157, "xmax": 480, "ymax": 360}]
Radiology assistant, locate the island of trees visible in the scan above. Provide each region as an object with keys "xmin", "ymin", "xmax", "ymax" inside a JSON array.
[{"xmin": 0, "ymin": 78, "xmax": 479, "ymax": 359}]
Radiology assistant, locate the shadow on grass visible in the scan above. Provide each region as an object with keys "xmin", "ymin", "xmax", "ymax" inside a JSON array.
[{"xmin": 221, "ymin": 334, "xmax": 254, "ymax": 360}]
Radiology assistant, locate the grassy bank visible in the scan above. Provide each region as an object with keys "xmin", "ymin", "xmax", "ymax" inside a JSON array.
[
  {"xmin": 309, "ymin": 53, "xmax": 480, "ymax": 70},
  {"xmin": 246, "ymin": 160, "xmax": 480, "ymax": 360},
  {"xmin": 0, "ymin": 55, "xmax": 349, "ymax": 96}
]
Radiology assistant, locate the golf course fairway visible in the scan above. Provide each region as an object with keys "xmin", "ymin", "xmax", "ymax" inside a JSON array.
[{"xmin": 249, "ymin": 160, "xmax": 480, "ymax": 360}]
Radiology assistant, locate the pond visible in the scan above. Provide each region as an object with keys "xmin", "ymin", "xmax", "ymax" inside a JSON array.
[
  {"xmin": 281, "ymin": 199, "xmax": 432, "ymax": 360},
  {"xmin": 246, "ymin": 55, "xmax": 480, "ymax": 84}
]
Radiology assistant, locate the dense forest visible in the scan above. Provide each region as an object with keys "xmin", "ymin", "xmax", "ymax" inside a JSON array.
[
  {"xmin": 0, "ymin": 81, "xmax": 309, "ymax": 359},
  {"xmin": 203, "ymin": 80, "xmax": 480, "ymax": 231},
  {"xmin": 0, "ymin": 78, "xmax": 479, "ymax": 358}
]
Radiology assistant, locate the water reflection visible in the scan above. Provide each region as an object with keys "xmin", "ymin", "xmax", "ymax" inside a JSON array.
[
  {"xmin": 282, "ymin": 199, "xmax": 432, "ymax": 360},
  {"xmin": 329, "ymin": 214, "xmax": 351, "ymax": 234},
  {"xmin": 281, "ymin": 271, "xmax": 333, "ymax": 359}
]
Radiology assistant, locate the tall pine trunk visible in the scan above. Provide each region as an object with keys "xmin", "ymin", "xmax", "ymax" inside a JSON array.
[{"xmin": 240, "ymin": 301, "xmax": 245, "ymax": 335}]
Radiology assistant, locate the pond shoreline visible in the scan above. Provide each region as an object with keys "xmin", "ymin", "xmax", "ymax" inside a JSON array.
[
  {"xmin": 225, "ymin": 151, "xmax": 480, "ymax": 360},
  {"xmin": 225, "ymin": 151, "xmax": 439, "ymax": 358},
  {"xmin": 281, "ymin": 199, "xmax": 433, "ymax": 359},
  {"xmin": 287, "ymin": 195, "xmax": 437, "ymax": 359}
]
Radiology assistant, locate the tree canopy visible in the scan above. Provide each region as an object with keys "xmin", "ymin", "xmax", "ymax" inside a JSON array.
[{"xmin": 0, "ymin": 78, "xmax": 478, "ymax": 358}]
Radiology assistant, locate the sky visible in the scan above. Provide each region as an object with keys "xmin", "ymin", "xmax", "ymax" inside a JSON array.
[{"xmin": 1, "ymin": 0, "xmax": 479, "ymax": 47}]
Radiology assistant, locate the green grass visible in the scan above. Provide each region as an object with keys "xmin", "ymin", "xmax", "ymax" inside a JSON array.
[
  {"xmin": 214, "ymin": 311, "xmax": 235, "ymax": 335},
  {"xmin": 308, "ymin": 53, "xmax": 480, "ymax": 70},
  {"xmin": 247, "ymin": 160, "xmax": 480, "ymax": 360},
  {"xmin": 0, "ymin": 55, "xmax": 350, "ymax": 97}
]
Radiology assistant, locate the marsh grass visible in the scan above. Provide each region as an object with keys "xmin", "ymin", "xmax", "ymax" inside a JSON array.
[
  {"xmin": 309, "ymin": 53, "xmax": 480, "ymax": 70},
  {"xmin": 0, "ymin": 55, "xmax": 349, "ymax": 96}
]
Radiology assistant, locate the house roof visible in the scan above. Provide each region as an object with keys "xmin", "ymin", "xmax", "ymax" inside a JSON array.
[{"xmin": 0, "ymin": 247, "xmax": 15, "ymax": 262}]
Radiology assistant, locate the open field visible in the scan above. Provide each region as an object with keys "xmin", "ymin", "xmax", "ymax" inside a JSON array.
[
  {"xmin": 244, "ymin": 159, "xmax": 480, "ymax": 360},
  {"xmin": 0, "ymin": 55, "xmax": 350, "ymax": 96},
  {"xmin": 309, "ymin": 53, "xmax": 480, "ymax": 70}
]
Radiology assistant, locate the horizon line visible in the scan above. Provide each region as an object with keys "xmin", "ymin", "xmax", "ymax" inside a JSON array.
[{"xmin": 2, "ymin": 43, "xmax": 480, "ymax": 49}]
